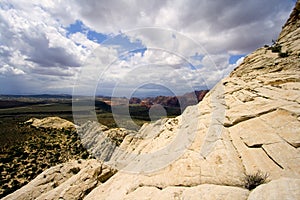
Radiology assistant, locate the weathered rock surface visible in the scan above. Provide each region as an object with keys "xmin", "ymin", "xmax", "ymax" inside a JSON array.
[
  {"xmin": 78, "ymin": 121, "xmax": 137, "ymax": 162},
  {"xmin": 25, "ymin": 116, "xmax": 75, "ymax": 130},
  {"xmin": 2, "ymin": 159, "xmax": 116, "ymax": 200},
  {"xmin": 84, "ymin": 2, "xmax": 300, "ymax": 199},
  {"xmin": 4, "ymin": 1, "xmax": 300, "ymax": 200},
  {"xmin": 123, "ymin": 185, "xmax": 250, "ymax": 200}
]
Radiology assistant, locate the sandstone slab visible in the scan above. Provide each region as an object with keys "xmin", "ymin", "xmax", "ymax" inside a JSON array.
[{"xmin": 248, "ymin": 178, "xmax": 300, "ymax": 200}]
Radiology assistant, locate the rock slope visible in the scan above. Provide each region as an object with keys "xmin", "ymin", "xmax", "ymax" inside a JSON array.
[
  {"xmin": 3, "ymin": 1, "xmax": 300, "ymax": 199},
  {"xmin": 84, "ymin": 2, "xmax": 300, "ymax": 199}
]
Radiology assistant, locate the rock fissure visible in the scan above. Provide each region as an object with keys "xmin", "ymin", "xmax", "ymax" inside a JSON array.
[
  {"xmin": 243, "ymin": 143, "xmax": 263, "ymax": 148},
  {"xmin": 261, "ymin": 148, "xmax": 284, "ymax": 170},
  {"xmin": 226, "ymin": 107, "xmax": 278, "ymax": 128}
]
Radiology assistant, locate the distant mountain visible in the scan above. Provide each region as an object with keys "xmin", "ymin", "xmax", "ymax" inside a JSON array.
[{"xmin": 130, "ymin": 90, "xmax": 209, "ymax": 108}]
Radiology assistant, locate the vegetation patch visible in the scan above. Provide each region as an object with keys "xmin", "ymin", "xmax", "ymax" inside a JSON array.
[
  {"xmin": 0, "ymin": 125, "xmax": 90, "ymax": 198},
  {"xmin": 268, "ymin": 41, "xmax": 289, "ymax": 58},
  {"xmin": 278, "ymin": 51, "xmax": 289, "ymax": 58},
  {"xmin": 269, "ymin": 43, "xmax": 282, "ymax": 53},
  {"xmin": 244, "ymin": 170, "xmax": 269, "ymax": 190}
]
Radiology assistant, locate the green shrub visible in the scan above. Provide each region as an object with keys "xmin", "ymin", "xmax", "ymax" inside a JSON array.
[
  {"xmin": 268, "ymin": 41, "xmax": 289, "ymax": 57},
  {"xmin": 270, "ymin": 44, "xmax": 282, "ymax": 53},
  {"xmin": 244, "ymin": 171, "xmax": 269, "ymax": 190},
  {"xmin": 279, "ymin": 51, "xmax": 289, "ymax": 57}
]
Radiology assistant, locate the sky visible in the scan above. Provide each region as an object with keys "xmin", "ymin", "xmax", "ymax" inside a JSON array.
[{"xmin": 0, "ymin": 0, "xmax": 296, "ymax": 97}]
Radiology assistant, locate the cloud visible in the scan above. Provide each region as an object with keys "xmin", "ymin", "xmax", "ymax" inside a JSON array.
[
  {"xmin": 0, "ymin": 0, "xmax": 98, "ymax": 94},
  {"xmin": 69, "ymin": 0, "xmax": 294, "ymax": 53},
  {"xmin": 0, "ymin": 65, "xmax": 25, "ymax": 75},
  {"xmin": 0, "ymin": 0, "xmax": 296, "ymax": 95},
  {"xmin": 0, "ymin": 2, "xmax": 80, "ymax": 70}
]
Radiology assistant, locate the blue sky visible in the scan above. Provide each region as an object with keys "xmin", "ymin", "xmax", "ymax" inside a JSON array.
[
  {"xmin": 67, "ymin": 20, "xmax": 108, "ymax": 44},
  {"xmin": 229, "ymin": 55, "xmax": 246, "ymax": 65},
  {"xmin": 0, "ymin": 0, "xmax": 296, "ymax": 96}
]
